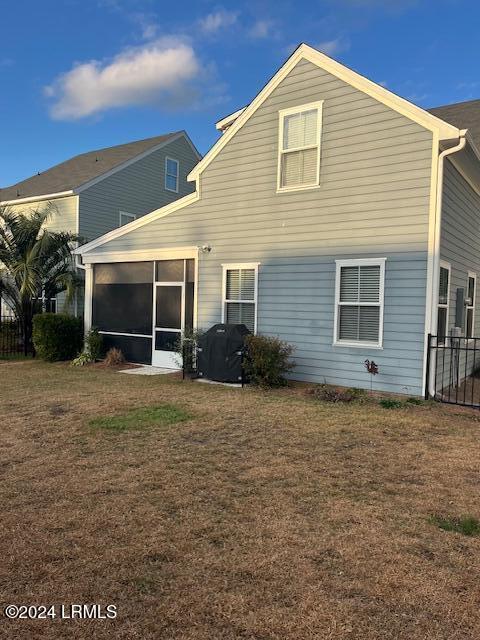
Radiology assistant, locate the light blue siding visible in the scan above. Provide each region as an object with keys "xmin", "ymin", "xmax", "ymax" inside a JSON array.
[{"xmin": 87, "ymin": 59, "xmax": 434, "ymax": 394}]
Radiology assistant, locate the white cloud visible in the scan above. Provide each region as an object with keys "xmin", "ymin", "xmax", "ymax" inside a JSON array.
[
  {"xmin": 45, "ymin": 38, "xmax": 203, "ymax": 120},
  {"xmin": 315, "ymin": 37, "xmax": 350, "ymax": 56},
  {"xmin": 199, "ymin": 9, "xmax": 238, "ymax": 34},
  {"xmin": 248, "ymin": 19, "xmax": 274, "ymax": 39}
]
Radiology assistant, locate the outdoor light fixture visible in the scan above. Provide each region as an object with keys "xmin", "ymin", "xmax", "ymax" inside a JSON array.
[{"xmin": 199, "ymin": 245, "xmax": 212, "ymax": 253}]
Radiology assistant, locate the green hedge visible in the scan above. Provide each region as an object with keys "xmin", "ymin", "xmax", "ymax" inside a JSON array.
[{"xmin": 32, "ymin": 313, "xmax": 83, "ymax": 362}]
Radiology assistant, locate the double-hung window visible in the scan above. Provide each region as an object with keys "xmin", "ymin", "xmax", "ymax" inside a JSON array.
[
  {"xmin": 222, "ymin": 264, "xmax": 259, "ymax": 334},
  {"xmin": 334, "ymin": 258, "xmax": 386, "ymax": 348},
  {"xmin": 165, "ymin": 157, "xmax": 179, "ymax": 192},
  {"xmin": 278, "ymin": 101, "xmax": 323, "ymax": 191},
  {"xmin": 466, "ymin": 272, "xmax": 476, "ymax": 338},
  {"xmin": 437, "ymin": 262, "xmax": 450, "ymax": 344}
]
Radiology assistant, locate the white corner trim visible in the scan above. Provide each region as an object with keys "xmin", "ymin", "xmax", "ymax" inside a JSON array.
[
  {"xmin": 188, "ymin": 43, "xmax": 460, "ymax": 183},
  {"xmin": 74, "ymin": 131, "xmax": 194, "ymax": 194},
  {"xmin": 75, "ymin": 191, "xmax": 199, "ymax": 255},
  {"xmin": 0, "ymin": 190, "xmax": 74, "ymax": 206},
  {"xmin": 333, "ymin": 257, "xmax": 386, "ymax": 349}
]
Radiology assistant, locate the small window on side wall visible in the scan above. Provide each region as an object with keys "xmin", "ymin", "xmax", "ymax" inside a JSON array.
[
  {"xmin": 222, "ymin": 264, "xmax": 259, "ymax": 334},
  {"xmin": 466, "ymin": 272, "xmax": 476, "ymax": 338},
  {"xmin": 165, "ymin": 157, "xmax": 179, "ymax": 192},
  {"xmin": 437, "ymin": 262, "xmax": 450, "ymax": 345},
  {"xmin": 119, "ymin": 211, "xmax": 136, "ymax": 227},
  {"xmin": 278, "ymin": 101, "xmax": 323, "ymax": 192}
]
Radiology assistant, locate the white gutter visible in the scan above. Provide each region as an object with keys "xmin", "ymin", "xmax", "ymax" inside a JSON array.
[
  {"xmin": 0, "ymin": 190, "xmax": 74, "ymax": 206},
  {"xmin": 428, "ymin": 129, "xmax": 467, "ymax": 396}
]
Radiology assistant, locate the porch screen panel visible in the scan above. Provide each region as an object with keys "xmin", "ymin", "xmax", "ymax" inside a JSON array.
[{"xmin": 93, "ymin": 262, "xmax": 153, "ymax": 334}]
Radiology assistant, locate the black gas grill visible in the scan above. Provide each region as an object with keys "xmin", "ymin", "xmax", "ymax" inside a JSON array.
[{"xmin": 196, "ymin": 323, "xmax": 250, "ymax": 383}]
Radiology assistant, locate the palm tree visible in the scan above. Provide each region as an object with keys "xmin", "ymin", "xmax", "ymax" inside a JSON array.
[{"xmin": 0, "ymin": 203, "xmax": 82, "ymax": 354}]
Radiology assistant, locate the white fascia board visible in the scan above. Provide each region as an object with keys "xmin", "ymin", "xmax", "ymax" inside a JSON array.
[
  {"xmin": 74, "ymin": 131, "xmax": 195, "ymax": 194},
  {"xmin": 82, "ymin": 246, "xmax": 199, "ymax": 264},
  {"xmin": 74, "ymin": 191, "xmax": 199, "ymax": 255},
  {"xmin": 0, "ymin": 190, "xmax": 74, "ymax": 206},
  {"xmin": 215, "ymin": 107, "xmax": 247, "ymax": 131},
  {"xmin": 189, "ymin": 43, "xmax": 461, "ymax": 183}
]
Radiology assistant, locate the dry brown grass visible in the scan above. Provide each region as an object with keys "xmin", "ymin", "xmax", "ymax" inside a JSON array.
[{"xmin": 0, "ymin": 360, "xmax": 479, "ymax": 640}]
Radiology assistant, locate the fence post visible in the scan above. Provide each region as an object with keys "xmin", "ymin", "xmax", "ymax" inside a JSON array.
[{"xmin": 425, "ymin": 333, "xmax": 432, "ymax": 400}]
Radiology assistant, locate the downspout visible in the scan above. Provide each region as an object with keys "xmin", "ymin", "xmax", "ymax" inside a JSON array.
[{"xmin": 428, "ymin": 129, "xmax": 467, "ymax": 396}]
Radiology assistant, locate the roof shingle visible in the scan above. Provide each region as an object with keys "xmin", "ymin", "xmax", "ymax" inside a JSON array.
[
  {"xmin": 0, "ymin": 132, "xmax": 180, "ymax": 202},
  {"xmin": 428, "ymin": 99, "xmax": 480, "ymax": 148}
]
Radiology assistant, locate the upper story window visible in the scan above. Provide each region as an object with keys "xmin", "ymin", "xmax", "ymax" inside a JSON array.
[
  {"xmin": 334, "ymin": 258, "xmax": 386, "ymax": 348},
  {"xmin": 165, "ymin": 157, "xmax": 179, "ymax": 193},
  {"xmin": 277, "ymin": 101, "xmax": 323, "ymax": 192},
  {"xmin": 119, "ymin": 211, "xmax": 136, "ymax": 227}
]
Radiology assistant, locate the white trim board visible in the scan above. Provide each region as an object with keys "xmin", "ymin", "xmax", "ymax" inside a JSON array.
[
  {"xmin": 189, "ymin": 43, "xmax": 460, "ymax": 183},
  {"xmin": 81, "ymin": 246, "xmax": 199, "ymax": 264}
]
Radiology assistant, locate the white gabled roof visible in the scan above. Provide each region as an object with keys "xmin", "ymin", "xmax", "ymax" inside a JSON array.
[{"xmin": 189, "ymin": 42, "xmax": 461, "ymax": 182}]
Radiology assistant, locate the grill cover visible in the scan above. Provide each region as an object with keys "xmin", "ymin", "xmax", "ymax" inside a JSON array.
[{"xmin": 197, "ymin": 323, "xmax": 250, "ymax": 382}]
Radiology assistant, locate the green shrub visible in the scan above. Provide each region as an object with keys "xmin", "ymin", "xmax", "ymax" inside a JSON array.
[
  {"xmin": 379, "ymin": 398, "xmax": 404, "ymax": 409},
  {"xmin": 244, "ymin": 334, "xmax": 295, "ymax": 388},
  {"xmin": 32, "ymin": 313, "xmax": 83, "ymax": 362},
  {"xmin": 71, "ymin": 351, "xmax": 94, "ymax": 367},
  {"xmin": 86, "ymin": 327, "xmax": 103, "ymax": 361}
]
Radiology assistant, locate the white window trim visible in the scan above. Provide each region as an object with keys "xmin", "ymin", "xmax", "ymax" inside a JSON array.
[
  {"xmin": 466, "ymin": 270, "xmax": 476, "ymax": 339},
  {"xmin": 221, "ymin": 263, "xmax": 260, "ymax": 334},
  {"xmin": 119, "ymin": 211, "xmax": 136, "ymax": 227},
  {"xmin": 333, "ymin": 257, "xmax": 386, "ymax": 349},
  {"xmin": 165, "ymin": 156, "xmax": 179, "ymax": 193},
  {"xmin": 276, "ymin": 100, "xmax": 324, "ymax": 194}
]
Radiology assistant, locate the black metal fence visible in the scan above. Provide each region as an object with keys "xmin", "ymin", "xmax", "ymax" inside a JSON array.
[
  {"xmin": 0, "ymin": 316, "xmax": 27, "ymax": 357},
  {"xmin": 426, "ymin": 334, "xmax": 480, "ymax": 407}
]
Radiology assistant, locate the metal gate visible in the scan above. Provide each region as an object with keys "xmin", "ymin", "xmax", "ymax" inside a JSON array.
[{"xmin": 426, "ymin": 334, "xmax": 480, "ymax": 407}]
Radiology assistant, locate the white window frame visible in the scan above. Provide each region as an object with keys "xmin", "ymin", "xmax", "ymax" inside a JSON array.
[
  {"xmin": 119, "ymin": 211, "xmax": 136, "ymax": 227},
  {"xmin": 221, "ymin": 263, "xmax": 260, "ymax": 334},
  {"xmin": 466, "ymin": 271, "xmax": 476, "ymax": 339},
  {"xmin": 165, "ymin": 156, "xmax": 179, "ymax": 193},
  {"xmin": 437, "ymin": 260, "xmax": 451, "ymax": 345},
  {"xmin": 333, "ymin": 257, "xmax": 386, "ymax": 349},
  {"xmin": 277, "ymin": 100, "xmax": 323, "ymax": 193}
]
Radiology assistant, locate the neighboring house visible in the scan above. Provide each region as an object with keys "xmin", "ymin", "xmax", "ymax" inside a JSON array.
[
  {"xmin": 0, "ymin": 131, "xmax": 201, "ymax": 314},
  {"xmin": 75, "ymin": 44, "xmax": 480, "ymax": 396}
]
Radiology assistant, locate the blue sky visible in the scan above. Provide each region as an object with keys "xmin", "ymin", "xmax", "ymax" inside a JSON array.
[{"xmin": 1, "ymin": 0, "xmax": 479, "ymax": 187}]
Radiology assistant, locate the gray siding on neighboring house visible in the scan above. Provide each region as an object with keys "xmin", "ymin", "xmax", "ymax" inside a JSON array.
[
  {"xmin": 78, "ymin": 136, "xmax": 198, "ymax": 243},
  {"xmin": 88, "ymin": 59, "xmax": 434, "ymax": 394}
]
